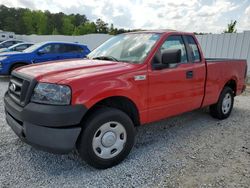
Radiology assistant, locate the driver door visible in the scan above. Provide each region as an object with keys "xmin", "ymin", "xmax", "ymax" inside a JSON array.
[{"xmin": 147, "ymin": 35, "xmax": 202, "ymax": 122}]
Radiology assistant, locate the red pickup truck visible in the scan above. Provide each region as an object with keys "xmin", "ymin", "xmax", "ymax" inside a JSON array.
[{"xmin": 4, "ymin": 30, "xmax": 247, "ymax": 169}]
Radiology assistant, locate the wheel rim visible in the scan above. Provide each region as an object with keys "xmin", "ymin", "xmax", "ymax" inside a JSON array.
[
  {"xmin": 92, "ymin": 121, "xmax": 127, "ymax": 159},
  {"xmin": 222, "ymin": 93, "xmax": 232, "ymax": 114}
]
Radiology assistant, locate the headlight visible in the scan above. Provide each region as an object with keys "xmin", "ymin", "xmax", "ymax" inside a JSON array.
[
  {"xmin": 31, "ymin": 83, "xmax": 71, "ymax": 105},
  {"xmin": 0, "ymin": 56, "xmax": 7, "ymax": 61}
]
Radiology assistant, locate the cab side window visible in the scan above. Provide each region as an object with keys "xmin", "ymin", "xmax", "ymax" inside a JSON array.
[
  {"xmin": 161, "ymin": 36, "xmax": 188, "ymax": 64},
  {"xmin": 186, "ymin": 36, "xmax": 201, "ymax": 62}
]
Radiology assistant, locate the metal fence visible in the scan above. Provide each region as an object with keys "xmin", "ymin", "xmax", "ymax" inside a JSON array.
[
  {"xmin": 16, "ymin": 33, "xmax": 112, "ymax": 51},
  {"xmin": 196, "ymin": 31, "xmax": 250, "ymax": 74},
  {"xmin": 16, "ymin": 31, "xmax": 250, "ymax": 74}
]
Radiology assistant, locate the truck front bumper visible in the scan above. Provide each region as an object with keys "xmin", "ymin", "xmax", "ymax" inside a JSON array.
[{"xmin": 4, "ymin": 92, "xmax": 87, "ymax": 154}]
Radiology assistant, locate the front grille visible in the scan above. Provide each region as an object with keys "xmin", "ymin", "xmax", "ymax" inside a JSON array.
[{"xmin": 8, "ymin": 72, "xmax": 36, "ymax": 106}]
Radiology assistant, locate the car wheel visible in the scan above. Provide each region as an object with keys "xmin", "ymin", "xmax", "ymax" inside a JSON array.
[
  {"xmin": 210, "ymin": 86, "xmax": 234, "ymax": 119},
  {"xmin": 77, "ymin": 107, "xmax": 136, "ymax": 169}
]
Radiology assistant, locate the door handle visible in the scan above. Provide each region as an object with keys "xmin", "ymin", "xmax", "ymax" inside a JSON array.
[{"xmin": 186, "ymin": 70, "xmax": 193, "ymax": 79}]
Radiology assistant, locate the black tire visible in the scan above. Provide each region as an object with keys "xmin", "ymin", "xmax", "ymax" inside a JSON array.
[
  {"xmin": 77, "ymin": 107, "xmax": 136, "ymax": 169},
  {"xmin": 10, "ymin": 63, "xmax": 27, "ymax": 74},
  {"xmin": 209, "ymin": 86, "xmax": 234, "ymax": 119}
]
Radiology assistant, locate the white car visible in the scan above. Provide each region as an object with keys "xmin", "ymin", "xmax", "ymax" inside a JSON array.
[{"xmin": 0, "ymin": 42, "xmax": 34, "ymax": 53}]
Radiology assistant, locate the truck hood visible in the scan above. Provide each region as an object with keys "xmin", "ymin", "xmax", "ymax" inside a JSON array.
[{"xmin": 16, "ymin": 59, "xmax": 138, "ymax": 83}]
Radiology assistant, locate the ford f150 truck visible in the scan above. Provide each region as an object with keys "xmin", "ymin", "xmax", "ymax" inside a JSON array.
[{"xmin": 4, "ymin": 30, "xmax": 247, "ymax": 169}]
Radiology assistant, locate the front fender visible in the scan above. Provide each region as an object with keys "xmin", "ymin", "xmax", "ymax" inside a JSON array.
[{"xmin": 70, "ymin": 71, "xmax": 148, "ymax": 114}]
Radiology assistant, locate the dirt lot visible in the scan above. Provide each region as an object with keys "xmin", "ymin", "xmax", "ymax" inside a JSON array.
[{"xmin": 0, "ymin": 77, "xmax": 249, "ymax": 187}]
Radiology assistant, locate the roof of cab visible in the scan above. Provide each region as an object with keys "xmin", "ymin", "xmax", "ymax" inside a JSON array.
[{"xmin": 126, "ymin": 29, "xmax": 193, "ymax": 35}]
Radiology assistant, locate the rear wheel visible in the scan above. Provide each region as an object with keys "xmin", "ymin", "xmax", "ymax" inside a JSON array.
[
  {"xmin": 210, "ymin": 86, "xmax": 234, "ymax": 119},
  {"xmin": 77, "ymin": 107, "xmax": 136, "ymax": 169}
]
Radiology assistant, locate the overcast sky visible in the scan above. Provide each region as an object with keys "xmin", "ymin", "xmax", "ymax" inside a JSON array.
[{"xmin": 0, "ymin": 0, "xmax": 250, "ymax": 33}]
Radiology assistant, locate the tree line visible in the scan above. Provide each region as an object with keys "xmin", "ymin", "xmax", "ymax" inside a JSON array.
[
  {"xmin": 0, "ymin": 5, "xmax": 133, "ymax": 35},
  {"xmin": 0, "ymin": 5, "xmax": 238, "ymax": 36}
]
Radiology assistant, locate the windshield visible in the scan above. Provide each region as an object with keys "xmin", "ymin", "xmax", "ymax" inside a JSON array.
[
  {"xmin": 88, "ymin": 33, "xmax": 161, "ymax": 63},
  {"xmin": 8, "ymin": 43, "xmax": 22, "ymax": 50},
  {"xmin": 23, "ymin": 42, "xmax": 43, "ymax": 53}
]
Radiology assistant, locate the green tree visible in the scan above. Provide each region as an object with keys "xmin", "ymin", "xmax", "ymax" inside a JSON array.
[
  {"xmin": 52, "ymin": 12, "xmax": 64, "ymax": 34},
  {"xmin": 34, "ymin": 11, "xmax": 48, "ymax": 34},
  {"xmin": 71, "ymin": 14, "xmax": 88, "ymax": 26},
  {"xmin": 52, "ymin": 28, "xmax": 59, "ymax": 35},
  {"xmin": 62, "ymin": 17, "xmax": 74, "ymax": 35},
  {"xmin": 95, "ymin": 18, "xmax": 108, "ymax": 33},
  {"xmin": 78, "ymin": 22, "xmax": 97, "ymax": 35},
  {"xmin": 22, "ymin": 10, "xmax": 36, "ymax": 34},
  {"xmin": 72, "ymin": 26, "xmax": 80, "ymax": 35},
  {"xmin": 109, "ymin": 23, "xmax": 118, "ymax": 35},
  {"xmin": 224, "ymin": 20, "xmax": 237, "ymax": 33},
  {"xmin": 0, "ymin": 5, "xmax": 131, "ymax": 35}
]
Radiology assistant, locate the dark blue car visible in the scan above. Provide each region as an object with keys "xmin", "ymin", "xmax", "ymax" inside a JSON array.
[{"xmin": 0, "ymin": 41, "xmax": 90, "ymax": 75}]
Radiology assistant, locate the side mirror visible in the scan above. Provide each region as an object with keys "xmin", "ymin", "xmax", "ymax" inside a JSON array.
[
  {"xmin": 37, "ymin": 49, "xmax": 46, "ymax": 55},
  {"xmin": 162, "ymin": 49, "xmax": 181, "ymax": 65}
]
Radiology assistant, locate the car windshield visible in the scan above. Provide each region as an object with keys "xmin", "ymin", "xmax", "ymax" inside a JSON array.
[
  {"xmin": 8, "ymin": 43, "xmax": 23, "ymax": 50},
  {"xmin": 87, "ymin": 33, "xmax": 161, "ymax": 63},
  {"xmin": 23, "ymin": 42, "xmax": 43, "ymax": 53}
]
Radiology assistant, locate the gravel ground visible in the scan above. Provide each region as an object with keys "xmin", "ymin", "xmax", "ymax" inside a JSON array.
[{"xmin": 0, "ymin": 77, "xmax": 249, "ymax": 188}]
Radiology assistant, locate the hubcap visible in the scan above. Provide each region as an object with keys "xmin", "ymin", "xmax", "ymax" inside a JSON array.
[
  {"xmin": 92, "ymin": 121, "xmax": 127, "ymax": 159},
  {"xmin": 102, "ymin": 131, "xmax": 116, "ymax": 147},
  {"xmin": 222, "ymin": 93, "xmax": 232, "ymax": 114}
]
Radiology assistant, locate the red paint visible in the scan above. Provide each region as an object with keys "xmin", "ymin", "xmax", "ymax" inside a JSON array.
[{"xmin": 17, "ymin": 31, "xmax": 247, "ymax": 125}]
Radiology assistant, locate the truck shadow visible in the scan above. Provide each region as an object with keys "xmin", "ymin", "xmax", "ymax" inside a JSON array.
[
  {"xmin": 0, "ymin": 76, "xmax": 10, "ymax": 83},
  {"xmin": 23, "ymin": 106, "xmax": 247, "ymax": 176},
  {"xmin": 17, "ymin": 109, "xmax": 204, "ymax": 168}
]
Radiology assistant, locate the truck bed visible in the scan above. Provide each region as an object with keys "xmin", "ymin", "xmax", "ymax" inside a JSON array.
[{"xmin": 202, "ymin": 58, "xmax": 247, "ymax": 107}]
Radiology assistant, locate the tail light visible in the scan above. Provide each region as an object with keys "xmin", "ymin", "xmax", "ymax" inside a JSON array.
[{"xmin": 245, "ymin": 64, "xmax": 248, "ymax": 81}]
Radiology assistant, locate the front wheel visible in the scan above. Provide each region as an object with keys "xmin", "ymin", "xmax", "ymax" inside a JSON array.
[
  {"xmin": 77, "ymin": 107, "xmax": 136, "ymax": 169},
  {"xmin": 210, "ymin": 86, "xmax": 234, "ymax": 119}
]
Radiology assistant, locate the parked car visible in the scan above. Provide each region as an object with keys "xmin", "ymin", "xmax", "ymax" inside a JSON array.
[
  {"xmin": 0, "ymin": 42, "xmax": 34, "ymax": 53},
  {"xmin": 4, "ymin": 30, "xmax": 247, "ymax": 169},
  {"xmin": 0, "ymin": 39, "xmax": 23, "ymax": 49},
  {"xmin": 0, "ymin": 41, "xmax": 90, "ymax": 75}
]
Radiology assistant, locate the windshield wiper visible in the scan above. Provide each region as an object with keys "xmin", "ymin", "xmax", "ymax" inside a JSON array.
[{"xmin": 93, "ymin": 56, "xmax": 119, "ymax": 62}]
